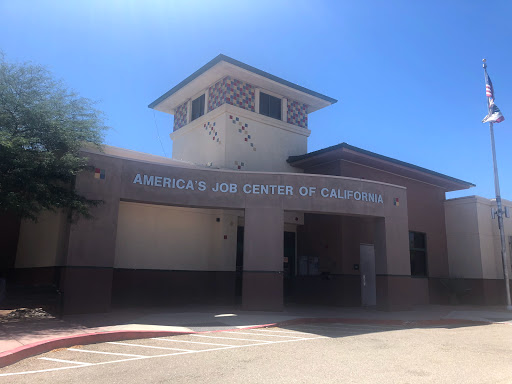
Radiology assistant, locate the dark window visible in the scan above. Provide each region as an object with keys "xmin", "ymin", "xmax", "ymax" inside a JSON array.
[
  {"xmin": 259, "ymin": 92, "xmax": 281, "ymax": 120},
  {"xmin": 409, "ymin": 231, "xmax": 427, "ymax": 276},
  {"xmin": 191, "ymin": 94, "xmax": 205, "ymax": 121}
]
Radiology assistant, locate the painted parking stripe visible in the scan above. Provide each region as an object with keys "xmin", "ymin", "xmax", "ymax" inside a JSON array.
[
  {"xmin": 190, "ymin": 334, "xmax": 273, "ymax": 343},
  {"xmin": 222, "ymin": 331, "xmax": 310, "ymax": 339},
  {"xmin": 151, "ymin": 338, "xmax": 235, "ymax": 347},
  {"xmin": 0, "ymin": 334, "xmax": 326, "ymax": 377},
  {"xmin": 38, "ymin": 357, "xmax": 92, "ymax": 366},
  {"xmin": 67, "ymin": 348, "xmax": 145, "ymax": 358},
  {"xmin": 107, "ymin": 342, "xmax": 193, "ymax": 352}
]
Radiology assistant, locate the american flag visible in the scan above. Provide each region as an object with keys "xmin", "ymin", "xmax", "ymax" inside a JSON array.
[
  {"xmin": 482, "ymin": 67, "xmax": 505, "ymax": 124},
  {"xmin": 485, "ymin": 68, "xmax": 494, "ymax": 99}
]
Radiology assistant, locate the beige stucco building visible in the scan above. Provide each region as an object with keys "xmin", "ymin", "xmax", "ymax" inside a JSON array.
[
  {"xmin": 444, "ymin": 196, "xmax": 512, "ymax": 303},
  {"xmin": 3, "ymin": 55, "xmax": 509, "ymax": 315}
]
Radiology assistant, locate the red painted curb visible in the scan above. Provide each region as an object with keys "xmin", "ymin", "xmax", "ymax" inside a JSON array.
[
  {"xmin": 0, "ymin": 317, "xmax": 491, "ymax": 369},
  {"xmin": 0, "ymin": 330, "xmax": 192, "ymax": 369}
]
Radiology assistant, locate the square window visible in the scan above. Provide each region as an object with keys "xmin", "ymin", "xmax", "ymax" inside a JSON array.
[
  {"xmin": 191, "ymin": 94, "xmax": 205, "ymax": 122},
  {"xmin": 259, "ymin": 92, "xmax": 282, "ymax": 120}
]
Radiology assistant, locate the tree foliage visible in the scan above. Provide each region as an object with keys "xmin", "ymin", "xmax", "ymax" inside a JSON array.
[{"xmin": 0, "ymin": 53, "xmax": 108, "ymax": 220}]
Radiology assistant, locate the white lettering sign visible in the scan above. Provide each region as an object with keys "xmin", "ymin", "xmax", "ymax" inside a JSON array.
[{"xmin": 132, "ymin": 173, "xmax": 385, "ymax": 204}]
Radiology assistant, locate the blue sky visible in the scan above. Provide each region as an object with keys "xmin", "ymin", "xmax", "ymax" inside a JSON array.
[{"xmin": 1, "ymin": 0, "xmax": 511, "ymax": 200}]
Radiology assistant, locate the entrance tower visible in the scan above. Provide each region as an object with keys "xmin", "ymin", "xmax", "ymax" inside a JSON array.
[{"xmin": 149, "ymin": 54, "xmax": 337, "ymax": 172}]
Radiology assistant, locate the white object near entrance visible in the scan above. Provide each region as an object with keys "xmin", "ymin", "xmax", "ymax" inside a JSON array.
[{"xmin": 360, "ymin": 244, "xmax": 376, "ymax": 306}]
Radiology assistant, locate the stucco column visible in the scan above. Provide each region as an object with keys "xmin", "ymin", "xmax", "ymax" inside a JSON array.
[
  {"xmin": 374, "ymin": 216, "xmax": 413, "ymax": 310},
  {"xmin": 60, "ymin": 153, "xmax": 122, "ymax": 315},
  {"xmin": 242, "ymin": 207, "xmax": 284, "ymax": 311}
]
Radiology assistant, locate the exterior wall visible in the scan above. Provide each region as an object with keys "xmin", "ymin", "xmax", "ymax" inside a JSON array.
[
  {"xmin": 444, "ymin": 198, "xmax": 483, "ymax": 278},
  {"xmin": 477, "ymin": 198, "xmax": 512, "ymax": 279},
  {"xmin": 208, "ymin": 77, "xmax": 256, "ymax": 113},
  {"xmin": 224, "ymin": 107, "xmax": 308, "ymax": 172},
  {"xmin": 287, "ymin": 99, "xmax": 308, "ymax": 128},
  {"xmin": 56, "ymin": 149, "xmax": 410, "ymax": 313},
  {"xmin": 445, "ymin": 196, "xmax": 512, "ymax": 280},
  {"xmin": 171, "ymin": 104, "xmax": 309, "ymax": 172},
  {"xmin": 208, "ymin": 77, "xmax": 228, "ymax": 111},
  {"xmin": 15, "ymin": 210, "xmax": 67, "ymax": 268},
  {"xmin": 173, "ymin": 101, "xmax": 188, "ymax": 131},
  {"xmin": 329, "ymin": 160, "xmax": 449, "ymax": 278},
  {"xmin": 115, "ymin": 202, "xmax": 238, "ymax": 271},
  {"xmin": 170, "ymin": 107, "xmax": 227, "ymax": 168}
]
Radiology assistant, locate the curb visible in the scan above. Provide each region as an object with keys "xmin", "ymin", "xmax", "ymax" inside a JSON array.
[
  {"xmin": 0, "ymin": 330, "xmax": 192, "ymax": 369},
  {"xmin": 0, "ymin": 317, "xmax": 490, "ymax": 369}
]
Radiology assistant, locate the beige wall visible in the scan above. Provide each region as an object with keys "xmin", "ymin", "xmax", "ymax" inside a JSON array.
[
  {"xmin": 445, "ymin": 196, "xmax": 512, "ymax": 279},
  {"xmin": 16, "ymin": 210, "xmax": 67, "ymax": 268},
  {"xmin": 170, "ymin": 107, "xmax": 227, "ymax": 168},
  {"xmin": 114, "ymin": 202, "xmax": 238, "ymax": 271},
  {"xmin": 170, "ymin": 104, "xmax": 308, "ymax": 173}
]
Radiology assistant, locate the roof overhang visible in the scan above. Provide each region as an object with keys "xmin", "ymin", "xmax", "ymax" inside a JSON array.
[
  {"xmin": 149, "ymin": 54, "xmax": 337, "ymax": 115},
  {"xmin": 288, "ymin": 143, "xmax": 475, "ymax": 192}
]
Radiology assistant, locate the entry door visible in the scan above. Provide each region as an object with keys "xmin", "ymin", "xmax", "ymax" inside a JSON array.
[{"xmin": 360, "ymin": 244, "xmax": 376, "ymax": 306}]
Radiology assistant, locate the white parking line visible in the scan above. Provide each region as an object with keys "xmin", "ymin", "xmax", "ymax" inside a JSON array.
[
  {"xmin": 151, "ymin": 338, "xmax": 235, "ymax": 347},
  {"xmin": 107, "ymin": 342, "xmax": 193, "ymax": 352},
  {"xmin": 38, "ymin": 357, "xmax": 92, "ymax": 366},
  {"xmin": 222, "ymin": 331, "xmax": 309, "ymax": 339},
  {"xmin": 0, "ymin": 333, "xmax": 326, "ymax": 377},
  {"xmin": 190, "ymin": 334, "xmax": 273, "ymax": 343},
  {"xmin": 67, "ymin": 348, "xmax": 145, "ymax": 358}
]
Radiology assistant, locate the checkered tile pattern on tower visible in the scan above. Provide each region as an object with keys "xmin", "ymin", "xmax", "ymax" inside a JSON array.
[
  {"xmin": 287, "ymin": 100, "xmax": 308, "ymax": 128},
  {"xmin": 208, "ymin": 77, "xmax": 229, "ymax": 112},
  {"xmin": 225, "ymin": 78, "xmax": 255, "ymax": 112},
  {"xmin": 173, "ymin": 102, "xmax": 188, "ymax": 131},
  {"xmin": 208, "ymin": 77, "xmax": 255, "ymax": 113}
]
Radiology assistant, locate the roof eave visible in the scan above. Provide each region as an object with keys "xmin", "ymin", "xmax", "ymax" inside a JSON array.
[
  {"xmin": 288, "ymin": 143, "xmax": 475, "ymax": 191},
  {"xmin": 148, "ymin": 54, "xmax": 337, "ymax": 113}
]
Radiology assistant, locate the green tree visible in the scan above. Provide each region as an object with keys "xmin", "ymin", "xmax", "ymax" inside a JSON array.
[{"xmin": 0, "ymin": 53, "xmax": 108, "ymax": 220}]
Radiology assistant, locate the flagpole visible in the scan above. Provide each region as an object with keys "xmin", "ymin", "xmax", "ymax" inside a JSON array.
[{"xmin": 483, "ymin": 59, "xmax": 512, "ymax": 310}]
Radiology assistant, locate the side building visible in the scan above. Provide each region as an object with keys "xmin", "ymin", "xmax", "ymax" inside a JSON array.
[
  {"xmin": 444, "ymin": 196, "xmax": 512, "ymax": 305},
  {"xmin": 5, "ymin": 55, "xmax": 484, "ymax": 315}
]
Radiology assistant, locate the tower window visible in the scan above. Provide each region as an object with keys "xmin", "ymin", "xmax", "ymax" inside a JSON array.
[
  {"xmin": 191, "ymin": 94, "xmax": 205, "ymax": 121},
  {"xmin": 259, "ymin": 92, "xmax": 282, "ymax": 120}
]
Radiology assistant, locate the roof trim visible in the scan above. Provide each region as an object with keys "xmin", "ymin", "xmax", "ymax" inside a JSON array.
[
  {"xmin": 148, "ymin": 54, "xmax": 338, "ymax": 109},
  {"xmin": 288, "ymin": 142, "xmax": 476, "ymax": 188}
]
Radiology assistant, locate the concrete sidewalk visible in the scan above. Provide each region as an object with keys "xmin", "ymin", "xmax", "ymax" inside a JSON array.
[{"xmin": 1, "ymin": 304, "xmax": 511, "ymax": 367}]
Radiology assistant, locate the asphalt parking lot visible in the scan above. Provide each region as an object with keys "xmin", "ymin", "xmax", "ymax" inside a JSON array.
[{"xmin": 1, "ymin": 322, "xmax": 511, "ymax": 383}]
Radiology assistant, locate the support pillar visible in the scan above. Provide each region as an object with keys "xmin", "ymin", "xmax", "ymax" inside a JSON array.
[
  {"xmin": 60, "ymin": 154, "xmax": 122, "ymax": 315},
  {"xmin": 242, "ymin": 207, "xmax": 284, "ymax": 311},
  {"xmin": 374, "ymin": 216, "xmax": 412, "ymax": 310}
]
